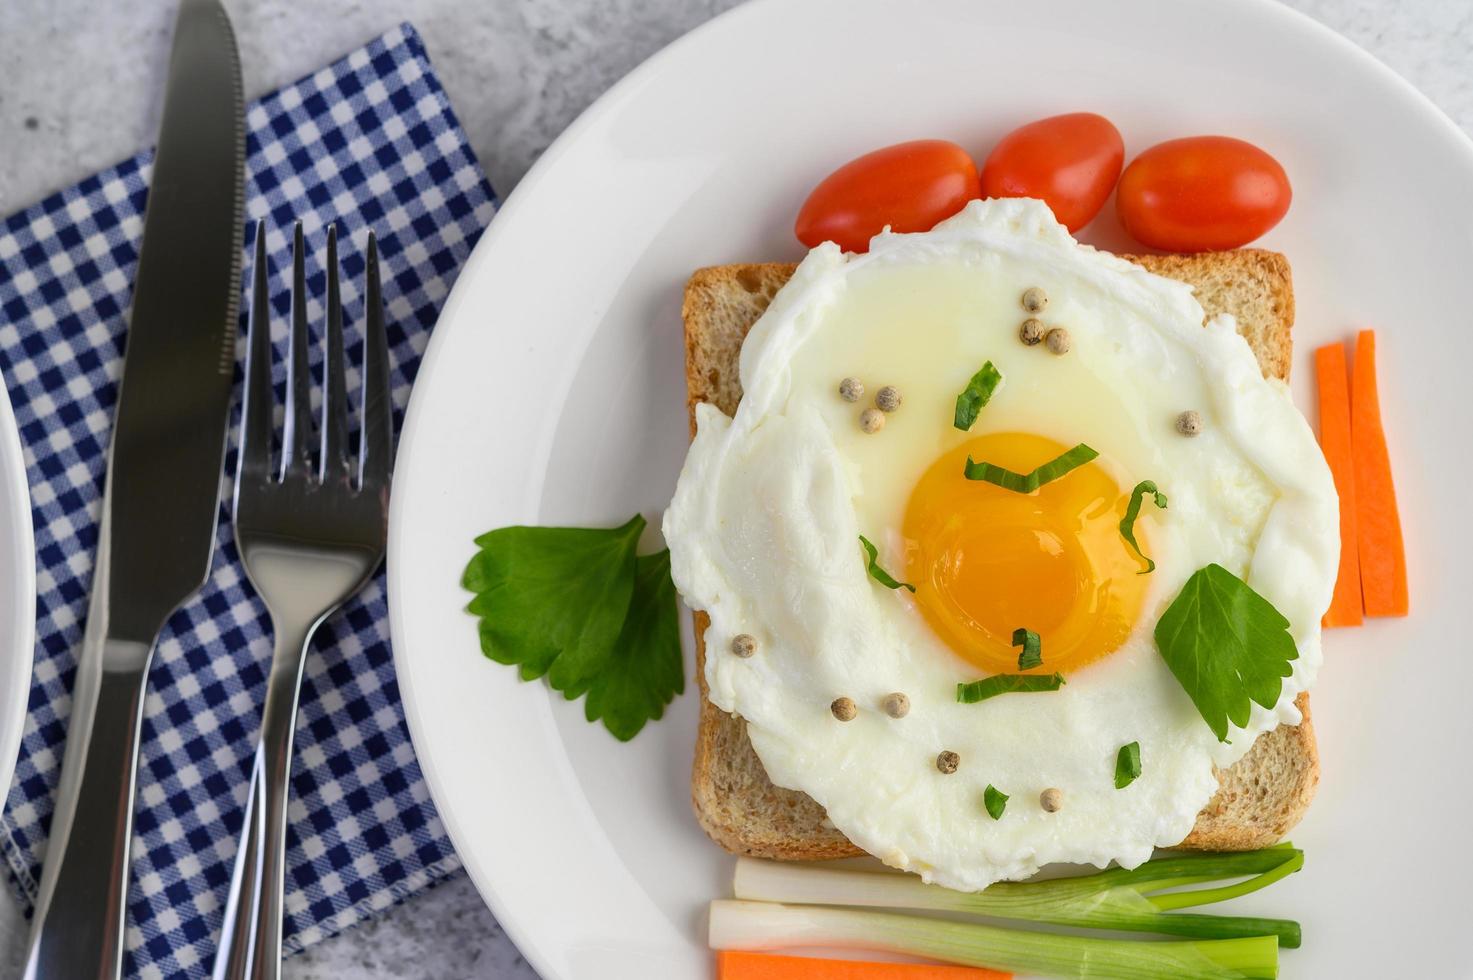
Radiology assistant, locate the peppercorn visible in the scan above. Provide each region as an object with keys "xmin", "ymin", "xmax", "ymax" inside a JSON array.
[
  {"xmin": 1045, "ymin": 327, "xmax": 1071, "ymax": 355},
  {"xmin": 860, "ymin": 408, "xmax": 885, "ymax": 433},
  {"xmin": 1176, "ymin": 410, "xmax": 1204, "ymax": 436},
  {"xmin": 881, "ymin": 692, "xmax": 910, "ymax": 719},
  {"xmin": 1019, "ymin": 318, "xmax": 1045, "ymax": 346},
  {"xmin": 730, "ymin": 634, "xmax": 756, "ymax": 658},
  {"xmin": 936, "ymin": 750, "xmax": 960, "ymax": 774},
  {"xmin": 831, "ymin": 697, "xmax": 858, "ymax": 722},
  {"xmin": 1021, "ymin": 287, "xmax": 1048, "ymax": 313},
  {"xmin": 839, "ymin": 377, "xmax": 864, "ymax": 402},
  {"xmin": 875, "ymin": 385, "xmax": 902, "ymax": 413},
  {"xmin": 1040, "ymin": 787, "xmax": 1063, "ymax": 812}
]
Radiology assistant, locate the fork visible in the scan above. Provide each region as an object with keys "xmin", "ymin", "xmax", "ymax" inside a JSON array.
[{"xmin": 212, "ymin": 221, "xmax": 393, "ymax": 980}]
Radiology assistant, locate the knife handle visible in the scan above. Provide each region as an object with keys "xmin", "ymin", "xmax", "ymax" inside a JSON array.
[
  {"xmin": 23, "ymin": 638, "xmax": 154, "ymax": 980},
  {"xmin": 212, "ymin": 620, "xmax": 314, "ymax": 980}
]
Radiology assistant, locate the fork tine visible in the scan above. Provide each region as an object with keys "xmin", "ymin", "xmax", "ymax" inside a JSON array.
[
  {"xmin": 281, "ymin": 222, "xmax": 315, "ymax": 479},
  {"xmin": 319, "ymin": 225, "xmax": 350, "ymax": 481},
  {"xmin": 358, "ymin": 231, "xmax": 393, "ymax": 489},
  {"xmin": 240, "ymin": 221, "xmax": 274, "ymax": 480}
]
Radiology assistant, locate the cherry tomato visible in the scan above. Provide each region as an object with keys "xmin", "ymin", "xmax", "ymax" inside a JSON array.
[
  {"xmin": 795, "ymin": 140, "xmax": 981, "ymax": 253},
  {"xmin": 1116, "ymin": 136, "xmax": 1291, "ymax": 252},
  {"xmin": 979, "ymin": 112, "xmax": 1124, "ymax": 232}
]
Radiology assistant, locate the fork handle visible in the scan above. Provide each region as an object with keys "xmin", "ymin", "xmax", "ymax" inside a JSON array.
[{"xmin": 212, "ymin": 620, "xmax": 315, "ymax": 980}]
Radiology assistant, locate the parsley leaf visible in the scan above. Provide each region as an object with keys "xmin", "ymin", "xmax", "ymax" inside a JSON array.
[
  {"xmin": 1153, "ymin": 564, "xmax": 1298, "ymax": 742},
  {"xmin": 984, "ymin": 784, "xmax": 1009, "ymax": 820},
  {"xmin": 963, "ymin": 444, "xmax": 1099, "ymax": 493},
  {"xmin": 578, "ymin": 550, "xmax": 685, "ymax": 741},
  {"xmin": 859, "ymin": 535, "xmax": 916, "ymax": 593},
  {"xmin": 957, "ymin": 672, "xmax": 1066, "ymax": 703},
  {"xmin": 1013, "ymin": 627, "xmax": 1042, "ymax": 670},
  {"xmin": 463, "ymin": 515, "xmax": 642, "ymax": 688},
  {"xmin": 954, "ymin": 361, "xmax": 1003, "ymax": 431},
  {"xmin": 1120, "ymin": 480, "xmax": 1168, "ymax": 573},
  {"xmin": 1114, "ymin": 741, "xmax": 1142, "ymax": 789},
  {"xmin": 462, "ymin": 514, "xmax": 685, "ymax": 741}
]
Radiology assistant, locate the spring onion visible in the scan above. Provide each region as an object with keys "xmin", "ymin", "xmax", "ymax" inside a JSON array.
[
  {"xmin": 732, "ymin": 847, "xmax": 1303, "ymax": 948},
  {"xmin": 710, "ymin": 900, "xmax": 1280, "ymax": 980}
]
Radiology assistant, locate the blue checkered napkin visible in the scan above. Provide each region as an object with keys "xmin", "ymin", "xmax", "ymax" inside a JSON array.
[{"xmin": 0, "ymin": 23, "xmax": 496, "ymax": 978}]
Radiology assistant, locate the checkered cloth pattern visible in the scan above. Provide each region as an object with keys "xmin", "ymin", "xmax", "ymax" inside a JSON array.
[{"xmin": 0, "ymin": 24, "xmax": 496, "ymax": 977}]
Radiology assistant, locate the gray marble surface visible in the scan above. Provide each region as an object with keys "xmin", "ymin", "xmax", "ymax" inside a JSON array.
[{"xmin": 0, "ymin": 0, "xmax": 1469, "ymax": 977}]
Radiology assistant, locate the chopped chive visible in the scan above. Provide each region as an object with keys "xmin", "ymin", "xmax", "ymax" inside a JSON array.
[
  {"xmin": 963, "ymin": 443, "xmax": 1098, "ymax": 493},
  {"xmin": 984, "ymin": 784, "xmax": 1009, "ymax": 820},
  {"xmin": 1012, "ymin": 627, "xmax": 1041, "ymax": 670},
  {"xmin": 953, "ymin": 361, "xmax": 1003, "ymax": 431},
  {"xmin": 1115, "ymin": 741, "xmax": 1142, "ymax": 789},
  {"xmin": 859, "ymin": 535, "xmax": 915, "ymax": 593},
  {"xmin": 957, "ymin": 672, "xmax": 1065, "ymax": 704},
  {"xmin": 1120, "ymin": 480, "xmax": 1168, "ymax": 573}
]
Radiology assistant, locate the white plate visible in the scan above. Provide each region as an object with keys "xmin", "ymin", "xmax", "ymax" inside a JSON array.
[
  {"xmin": 0, "ymin": 377, "xmax": 36, "ymax": 805},
  {"xmin": 388, "ymin": 0, "xmax": 1473, "ymax": 977}
]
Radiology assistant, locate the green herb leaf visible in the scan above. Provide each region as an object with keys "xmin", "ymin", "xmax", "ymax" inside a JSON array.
[
  {"xmin": 953, "ymin": 361, "xmax": 1003, "ymax": 431},
  {"xmin": 463, "ymin": 515, "xmax": 643, "ymax": 688},
  {"xmin": 1114, "ymin": 741, "xmax": 1142, "ymax": 789},
  {"xmin": 463, "ymin": 514, "xmax": 685, "ymax": 741},
  {"xmin": 983, "ymin": 784, "xmax": 1009, "ymax": 820},
  {"xmin": 1012, "ymin": 627, "xmax": 1041, "ymax": 670},
  {"xmin": 578, "ymin": 550, "xmax": 685, "ymax": 741},
  {"xmin": 859, "ymin": 535, "xmax": 916, "ymax": 593},
  {"xmin": 956, "ymin": 672, "xmax": 1066, "ymax": 704},
  {"xmin": 1120, "ymin": 480, "xmax": 1168, "ymax": 574},
  {"xmin": 1154, "ymin": 564, "xmax": 1299, "ymax": 742},
  {"xmin": 963, "ymin": 444, "xmax": 1099, "ymax": 493}
]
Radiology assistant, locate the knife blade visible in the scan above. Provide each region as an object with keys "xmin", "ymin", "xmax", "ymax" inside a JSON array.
[{"xmin": 23, "ymin": 1, "xmax": 244, "ymax": 976}]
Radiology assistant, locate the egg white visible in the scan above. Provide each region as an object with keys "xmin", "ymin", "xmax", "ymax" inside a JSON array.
[{"xmin": 664, "ymin": 199, "xmax": 1338, "ymax": 891}]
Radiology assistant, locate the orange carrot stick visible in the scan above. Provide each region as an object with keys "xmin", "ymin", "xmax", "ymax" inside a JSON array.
[
  {"xmin": 717, "ymin": 950, "xmax": 1011, "ymax": 980},
  {"xmin": 1350, "ymin": 330, "xmax": 1408, "ymax": 616},
  {"xmin": 1314, "ymin": 342, "xmax": 1362, "ymax": 626}
]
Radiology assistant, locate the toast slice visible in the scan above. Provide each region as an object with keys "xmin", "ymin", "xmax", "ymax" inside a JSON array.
[{"xmin": 683, "ymin": 250, "xmax": 1318, "ymax": 861}]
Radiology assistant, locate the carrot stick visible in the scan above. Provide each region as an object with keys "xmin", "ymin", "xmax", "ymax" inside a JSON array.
[
  {"xmin": 717, "ymin": 950, "xmax": 1011, "ymax": 980},
  {"xmin": 1350, "ymin": 330, "xmax": 1408, "ymax": 616},
  {"xmin": 1314, "ymin": 342, "xmax": 1362, "ymax": 627}
]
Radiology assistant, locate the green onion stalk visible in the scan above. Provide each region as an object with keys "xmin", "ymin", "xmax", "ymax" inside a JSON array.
[
  {"xmin": 732, "ymin": 847, "xmax": 1303, "ymax": 947},
  {"xmin": 710, "ymin": 900, "xmax": 1279, "ymax": 980}
]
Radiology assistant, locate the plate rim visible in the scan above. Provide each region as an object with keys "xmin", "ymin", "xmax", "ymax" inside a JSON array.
[
  {"xmin": 387, "ymin": 1, "xmax": 1473, "ymax": 977},
  {"xmin": 0, "ymin": 370, "xmax": 37, "ymax": 814}
]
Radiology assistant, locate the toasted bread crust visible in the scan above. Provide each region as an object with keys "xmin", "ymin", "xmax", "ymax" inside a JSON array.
[{"xmin": 683, "ymin": 253, "xmax": 1315, "ymax": 862}]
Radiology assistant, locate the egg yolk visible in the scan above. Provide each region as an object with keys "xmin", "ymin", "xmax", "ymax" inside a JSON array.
[{"xmin": 903, "ymin": 432, "xmax": 1149, "ymax": 674}]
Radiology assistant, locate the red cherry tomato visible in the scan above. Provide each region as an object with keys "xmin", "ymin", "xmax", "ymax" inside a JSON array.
[
  {"xmin": 979, "ymin": 112, "xmax": 1124, "ymax": 232},
  {"xmin": 1116, "ymin": 136, "xmax": 1291, "ymax": 252},
  {"xmin": 795, "ymin": 140, "xmax": 981, "ymax": 253}
]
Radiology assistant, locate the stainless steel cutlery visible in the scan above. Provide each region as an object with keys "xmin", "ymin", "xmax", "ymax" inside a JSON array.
[
  {"xmin": 211, "ymin": 222, "xmax": 393, "ymax": 980},
  {"xmin": 23, "ymin": 1, "xmax": 244, "ymax": 975}
]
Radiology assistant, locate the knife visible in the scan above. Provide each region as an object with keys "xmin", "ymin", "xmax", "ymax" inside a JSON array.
[{"xmin": 22, "ymin": 1, "xmax": 244, "ymax": 977}]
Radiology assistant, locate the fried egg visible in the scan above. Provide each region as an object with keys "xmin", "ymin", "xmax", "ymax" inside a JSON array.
[{"xmin": 664, "ymin": 198, "xmax": 1338, "ymax": 891}]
